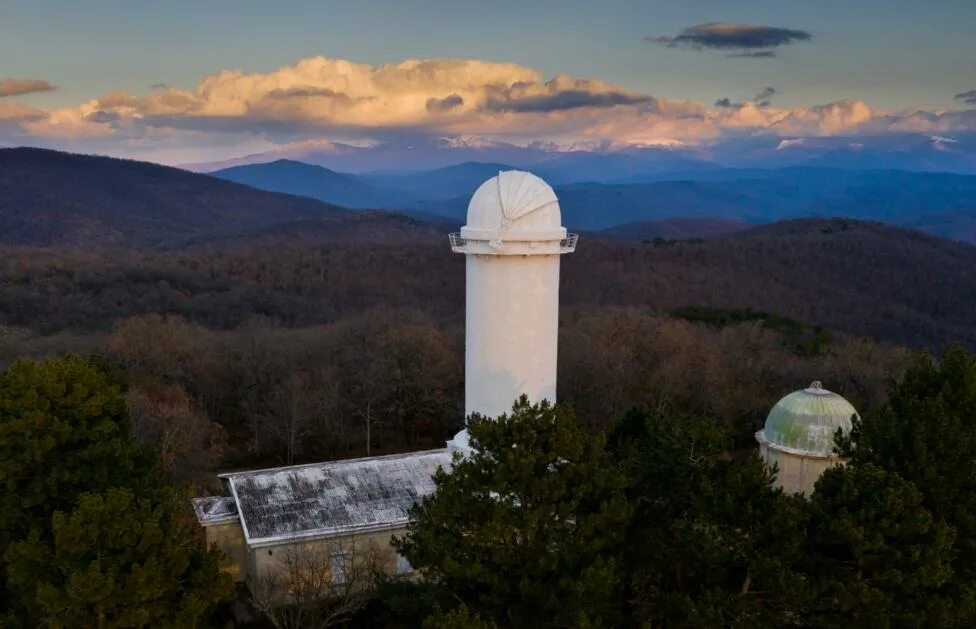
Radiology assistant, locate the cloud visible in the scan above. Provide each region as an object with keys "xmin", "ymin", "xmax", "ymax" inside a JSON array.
[
  {"xmin": 0, "ymin": 78, "xmax": 57, "ymax": 97},
  {"xmin": 714, "ymin": 87, "xmax": 776, "ymax": 109},
  {"xmin": 0, "ymin": 100, "xmax": 45, "ymax": 121},
  {"xmin": 14, "ymin": 57, "xmax": 655, "ymax": 140},
  {"xmin": 726, "ymin": 51, "xmax": 777, "ymax": 59},
  {"xmin": 426, "ymin": 93, "xmax": 464, "ymax": 113},
  {"xmin": 6, "ymin": 54, "xmax": 976, "ymax": 162},
  {"xmin": 484, "ymin": 76, "xmax": 652, "ymax": 113},
  {"xmin": 955, "ymin": 90, "xmax": 976, "ymax": 105},
  {"xmin": 755, "ymin": 86, "xmax": 776, "ymax": 108},
  {"xmin": 647, "ymin": 23, "xmax": 811, "ymax": 54}
]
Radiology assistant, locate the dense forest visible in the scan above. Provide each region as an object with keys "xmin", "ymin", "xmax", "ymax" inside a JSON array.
[
  {"xmin": 3, "ymin": 348, "xmax": 975, "ymax": 626},
  {"xmin": 2, "ymin": 306, "xmax": 910, "ymax": 484},
  {"xmin": 2, "ymin": 217, "xmax": 974, "ymax": 346},
  {"xmin": 1, "ymin": 214, "xmax": 970, "ymax": 483},
  {"xmin": 394, "ymin": 348, "xmax": 976, "ymax": 627}
]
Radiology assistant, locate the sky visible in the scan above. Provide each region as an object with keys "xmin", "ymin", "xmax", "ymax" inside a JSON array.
[{"xmin": 2, "ymin": 0, "xmax": 975, "ymax": 164}]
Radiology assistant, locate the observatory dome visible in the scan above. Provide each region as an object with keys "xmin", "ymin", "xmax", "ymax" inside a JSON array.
[
  {"xmin": 462, "ymin": 170, "xmax": 565, "ymax": 241},
  {"xmin": 759, "ymin": 381, "xmax": 858, "ymax": 456}
]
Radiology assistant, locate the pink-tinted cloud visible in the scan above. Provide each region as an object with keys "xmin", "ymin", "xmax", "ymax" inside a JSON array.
[
  {"xmin": 0, "ymin": 78, "xmax": 57, "ymax": 98},
  {"xmin": 5, "ymin": 55, "xmax": 976, "ymax": 158}
]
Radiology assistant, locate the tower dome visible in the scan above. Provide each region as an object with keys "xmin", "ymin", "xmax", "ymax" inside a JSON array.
[
  {"xmin": 458, "ymin": 170, "xmax": 569, "ymax": 249},
  {"xmin": 756, "ymin": 381, "xmax": 859, "ymax": 495},
  {"xmin": 760, "ymin": 381, "xmax": 858, "ymax": 456}
]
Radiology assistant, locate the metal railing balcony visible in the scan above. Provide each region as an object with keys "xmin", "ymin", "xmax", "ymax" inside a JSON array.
[{"xmin": 449, "ymin": 232, "xmax": 578, "ymax": 254}]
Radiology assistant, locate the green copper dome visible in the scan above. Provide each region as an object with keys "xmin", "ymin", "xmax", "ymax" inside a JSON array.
[{"xmin": 760, "ymin": 382, "xmax": 858, "ymax": 456}]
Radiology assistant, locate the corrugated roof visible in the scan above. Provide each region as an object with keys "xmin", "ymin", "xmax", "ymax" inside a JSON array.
[{"xmin": 222, "ymin": 449, "xmax": 453, "ymax": 545}]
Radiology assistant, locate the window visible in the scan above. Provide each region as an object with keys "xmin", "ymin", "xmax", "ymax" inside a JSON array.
[
  {"xmin": 396, "ymin": 552, "xmax": 413, "ymax": 576},
  {"xmin": 330, "ymin": 552, "xmax": 349, "ymax": 585}
]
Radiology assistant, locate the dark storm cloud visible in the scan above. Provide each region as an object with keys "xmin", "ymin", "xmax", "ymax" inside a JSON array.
[
  {"xmin": 755, "ymin": 86, "xmax": 776, "ymax": 107},
  {"xmin": 647, "ymin": 23, "xmax": 811, "ymax": 53},
  {"xmin": 955, "ymin": 90, "xmax": 976, "ymax": 105},
  {"xmin": 0, "ymin": 78, "xmax": 57, "ymax": 97},
  {"xmin": 486, "ymin": 89, "xmax": 652, "ymax": 113},
  {"xmin": 426, "ymin": 94, "xmax": 464, "ymax": 113}
]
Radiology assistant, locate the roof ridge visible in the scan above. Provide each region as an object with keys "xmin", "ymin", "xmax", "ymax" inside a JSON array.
[{"xmin": 218, "ymin": 447, "xmax": 451, "ymax": 479}]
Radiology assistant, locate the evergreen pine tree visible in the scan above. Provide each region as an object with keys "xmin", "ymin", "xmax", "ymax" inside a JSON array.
[
  {"xmin": 805, "ymin": 464, "xmax": 958, "ymax": 626},
  {"xmin": 607, "ymin": 408, "xmax": 810, "ymax": 627},
  {"xmin": 0, "ymin": 357, "xmax": 231, "ymax": 627},
  {"xmin": 395, "ymin": 397, "xmax": 631, "ymax": 627}
]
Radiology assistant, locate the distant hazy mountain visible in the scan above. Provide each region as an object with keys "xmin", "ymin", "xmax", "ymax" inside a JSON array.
[
  {"xmin": 212, "ymin": 160, "xmax": 516, "ymax": 208},
  {"xmin": 186, "ymin": 136, "xmax": 716, "ymax": 176},
  {"xmin": 709, "ymin": 134, "xmax": 976, "ymax": 174},
  {"xmin": 360, "ymin": 162, "xmax": 516, "ymax": 202},
  {"xmin": 184, "ymin": 133, "xmax": 976, "ymax": 176},
  {"xmin": 201, "ymin": 148, "xmax": 976, "ymax": 244},
  {"xmin": 530, "ymin": 149, "xmax": 712, "ymax": 184},
  {"xmin": 409, "ymin": 167, "xmax": 976, "ymax": 243},
  {"xmin": 8, "ymin": 147, "xmax": 975, "ymax": 252},
  {"xmin": 185, "ymin": 137, "xmax": 555, "ymax": 173},
  {"xmin": 0, "ymin": 148, "xmax": 434, "ymax": 248},
  {"xmin": 598, "ymin": 218, "xmax": 749, "ymax": 241},
  {"xmin": 212, "ymin": 159, "xmax": 400, "ymax": 209}
]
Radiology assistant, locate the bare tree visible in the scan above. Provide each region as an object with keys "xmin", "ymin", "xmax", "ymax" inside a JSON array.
[
  {"xmin": 261, "ymin": 370, "xmax": 323, "ymax": 465},
  {"xmin": 333, "ymin": 314, "xmax": 394, "ymax": 456},
  {"xmin": 234, "ymin": 316, "xmax": 287, "ymax": 456},
  {"xmin": 126, "ymin": 383, "xmax": 225, "ymax": 482},
  {"xmin": 251, "ymin": 536, "xmax": 383, "ymax": 629}
]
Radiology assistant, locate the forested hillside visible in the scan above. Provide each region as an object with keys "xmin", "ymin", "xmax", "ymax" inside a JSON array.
[
  {"xmin": 1, "ymin": 218, "xmax": 973, "ymax": 349},
  {"xmin": 0, "ymin": 148, "xmax": 435, "ymax": 248},
  {"xmin": 1, "ymin": 215, "xmax": 967, "ymax": 476}
]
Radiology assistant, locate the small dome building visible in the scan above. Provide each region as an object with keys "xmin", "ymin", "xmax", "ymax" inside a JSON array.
[{"xmin": 756, "ymin": 381, "xmax": 858, "ymax": 495}]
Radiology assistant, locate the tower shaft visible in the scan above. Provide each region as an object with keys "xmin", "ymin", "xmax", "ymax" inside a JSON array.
[{"xmin": 464, "ymin": 253, "xmax": 561, "ymax": 419}]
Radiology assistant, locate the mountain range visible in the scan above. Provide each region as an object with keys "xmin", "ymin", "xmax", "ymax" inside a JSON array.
[
  {"xmin": 184, "ymin": 133, "xmax": 976, "ymax": 176},
  {"xmin": 0, "ymin": 148, "xmax": 440, "ymax": 249},
  {"xmin": 210, "ymin": 158, "xmax": 976, "ymax": 243}
]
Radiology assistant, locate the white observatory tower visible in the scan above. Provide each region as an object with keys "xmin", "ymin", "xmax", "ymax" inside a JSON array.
[{"xmin": 447, "ymin": 171, "xmax": 577, "ymax": 454}]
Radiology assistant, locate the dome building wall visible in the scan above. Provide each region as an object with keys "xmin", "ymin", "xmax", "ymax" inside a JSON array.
[{"xmin": 756, "ymin": 432, "xmax": 845, "ymax": 496}]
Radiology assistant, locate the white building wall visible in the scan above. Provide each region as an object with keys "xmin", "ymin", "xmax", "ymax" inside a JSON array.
[
  {"xmin": 464, "ymin": 252, "xmax": 561, "ymax": 419},
  {"xmin": 759, "ymin": 442, "xmax": 843, "ymax": 496}
]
